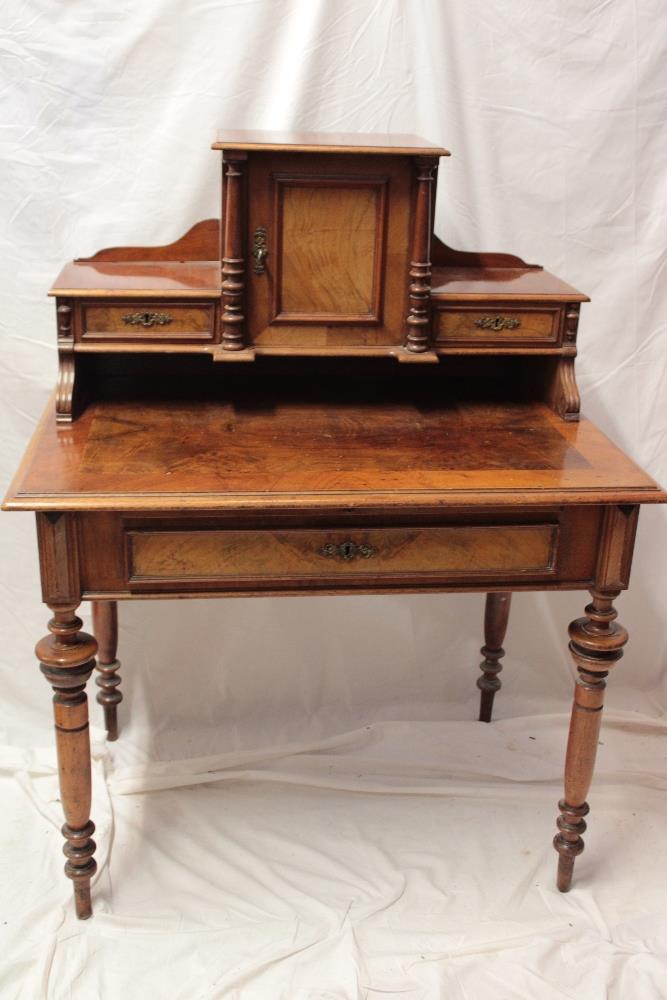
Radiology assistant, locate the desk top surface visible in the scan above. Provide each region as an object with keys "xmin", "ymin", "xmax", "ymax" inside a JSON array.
[{"xmin": 4, "ymin": 379, "xmax": 664, "ymax": 513}]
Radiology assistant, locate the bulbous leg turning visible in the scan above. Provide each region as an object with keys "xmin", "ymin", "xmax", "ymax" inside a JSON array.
[
  {"xmin": 92, "ymin": 600, "xmax": 122, "ymax": 740},
  {"xmin": 37, "ymin": 604, "xmax": 98, "ymax": 919},
  {"xmin": 554, "ymin": 590, "xmax": 628, "ymax": 891},
  {"xmin": 477, "ymin": 592, "xmax": 511, "ymax": 722}
]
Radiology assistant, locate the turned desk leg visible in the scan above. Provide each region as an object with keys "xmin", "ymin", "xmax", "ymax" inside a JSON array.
[
  {"xmin": 477, "ymin": 592, "xmax": 511, "ymax": 723},
  {"xmin": 554, "ymin": 590, "xmax": 628, "ymax": 891},
  {"xmin": 36, "ymin": 604, "xmax": 98, "ymax": 919},
  {"xmin": 92, "ymin": 600, "xmax": 122, "ymax": 741}
]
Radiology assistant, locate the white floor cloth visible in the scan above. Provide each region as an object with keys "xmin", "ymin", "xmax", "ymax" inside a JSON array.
[
  {"xmin": 2, "ymin": 0, "xmax": 667, "ymax": 997},
  {"xmin": 2, "ymin": 708, "xmax": 667, "ymax": 998}
]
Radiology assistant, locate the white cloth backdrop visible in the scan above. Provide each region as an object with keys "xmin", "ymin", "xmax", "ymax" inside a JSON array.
[{"xmin": 1, "ymin": 1, "xmax": 666, "ymax": 997}]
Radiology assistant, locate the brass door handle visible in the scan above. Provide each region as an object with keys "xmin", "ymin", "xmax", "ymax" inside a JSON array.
[
  {"xmin": 252, "ymin": 226, "xmax": 268, "ymax": 274},
  {"xmin": 320, "ymin": 541, "xmax": 376, "ymax": 561}
]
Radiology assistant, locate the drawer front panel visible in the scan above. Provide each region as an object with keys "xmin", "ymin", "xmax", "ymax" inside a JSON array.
[
  {"xmin": 435, "ymin": 307, "xmax": 560, "ymax": 344},
  {"xmin": 80, "ymin": 302, "xmax": 216, "ymax": 342},
  {"xmin": 126, "ymin": 523, "xmax": 559, "ymax": 588}
]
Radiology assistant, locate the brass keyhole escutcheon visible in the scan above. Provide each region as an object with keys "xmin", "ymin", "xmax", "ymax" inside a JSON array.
[
  {"xmin": 252, "ymin": 226, "xmax": 268, "ymax": 274},
  {"xmin": 320, "ymin": 541, "xmax": 377, "ymax": 561}
]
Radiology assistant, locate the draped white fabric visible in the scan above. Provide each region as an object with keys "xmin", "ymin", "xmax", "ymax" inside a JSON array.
[{"xmin": 1, "ymin": 1, "xmax": 666, "ymax": 997}]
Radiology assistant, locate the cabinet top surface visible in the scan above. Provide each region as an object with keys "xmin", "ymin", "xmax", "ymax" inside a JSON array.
[
  {"xmin": 48, "ymin": 260, "xmax": 585, "ymax": 301},
  {"xmin": 4, "ymin": 380, "xmax": 664, "ymax": 512},
  {"xmin": 49, "ymin": 260, "xmax": 221, "ymax": 297},
  {"xmin": 211, "ymin": 128, "xmax": 450, "ymax": 157}
]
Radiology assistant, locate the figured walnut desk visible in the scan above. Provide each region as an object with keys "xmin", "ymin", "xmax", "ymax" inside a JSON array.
[{"xmin": 3, "ymin": 375, "xmax": 665, "ymax": 919}]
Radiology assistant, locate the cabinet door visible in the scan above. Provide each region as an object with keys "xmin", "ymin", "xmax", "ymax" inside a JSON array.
[{"xmin": 245, "ymin": 153, "xmax": 411, "ymax": 350}]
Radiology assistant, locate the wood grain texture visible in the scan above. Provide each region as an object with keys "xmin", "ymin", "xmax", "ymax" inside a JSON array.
[
  {"xmin": 554, "ymin": 588, "xmax": 628, "ymax": 891},
  {"xmin": 50, "ymin": 261, "xmax": 221, "ymax": 298},
  {"xmin": 431, "ymin": 266, "xmax": 589, "ymax": 302},
  {"xmin": 246, "ymin": 154, "xmax": 411, "ymax": 348},
  {"xmin": 72, "ymin": 505, "xmax": 600, "ymax": 598},
  {"xmin": 434, "ymin": 307, "xmax": 559, "ymax": 344},
  {"xmin": 36, "ymin": 604, "xmax": 98, "ymax": 919},
  {"xmin": 212, "ymin": 129, "xmax": 449, "ymax": 157},
  {"xmin": 4, "ymin": 384, "xmax": 664, "ymax": 513},
  {"xmin": 80, "ymin": 302, "xmax": 216, "ymax": 342},
  {"xmin": 126, "ymin": 523, "xmax": 558, "ymax": 589},
  {"xmin": 35, "ymin": 512, "xmax": 81, "ymax": 605},
  {"xmin": 274, "ymin": 179, "xmax": 386, "ymax": 322}
]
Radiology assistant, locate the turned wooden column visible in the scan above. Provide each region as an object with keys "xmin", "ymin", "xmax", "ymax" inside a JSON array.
[
  {"xmin": 37, "ymin": 603, "xmax": 98, "ymax": 919},
  {"xmin": 477, "ymin": 592, "xmax": 512, "ymax": 722},
  {"xmin": 554, "ymin": 589, "xmax": 628, "ymax": 891},
  {"xmin": 404, "ymin": 155, "xmax": 437, "ymax": 353},
  {"xmin": 221, "ymin": 151, "xmax": 247, "ymax": 351},
  {"xmin": 92, "ymin": 600, "xmax": 121, "ymax": 741}
]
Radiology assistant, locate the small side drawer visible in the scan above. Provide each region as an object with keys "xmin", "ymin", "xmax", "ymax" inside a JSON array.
[
  {"xmin": 125, "ymin": 523, "xmax": 559, "ymax": 590},
  {"xmin": 79, "ymin": 301, "xmax": 216, "ymax": 342},
  {"xmin": 434, "ymin": 305, "xmax": 561, "ymax": 345}
]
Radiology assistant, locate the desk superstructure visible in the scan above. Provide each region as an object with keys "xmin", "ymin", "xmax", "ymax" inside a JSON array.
[{"xmin": 4, "ymin": 131, "xmax": 665, "ymax": 920}]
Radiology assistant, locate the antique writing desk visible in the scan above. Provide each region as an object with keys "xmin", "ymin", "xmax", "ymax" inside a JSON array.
[{"xmin": 3, "ymin": 131, "xmax": 665, "ymax": 920}]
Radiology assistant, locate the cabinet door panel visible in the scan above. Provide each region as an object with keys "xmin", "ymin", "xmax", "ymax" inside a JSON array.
[
  {"xmin": 246, "ymin": 153, "xmax": 411, "ymax": 348},
  {"xmin": 276, "ymin": 180, "xmax": 385, "ymax": 322}
]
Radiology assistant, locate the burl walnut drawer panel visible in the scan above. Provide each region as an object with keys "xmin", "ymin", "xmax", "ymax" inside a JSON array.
[
  {"xmin": 79, "ymin": 301, "xmax": 216, "ymax": 342},
  {"xmin": 434, "ymin": 306, "xmax": 561, "ymax": 345},
  {"xmin": 125, "ymin": 523, "xmax": 559, "ymax": 589}
]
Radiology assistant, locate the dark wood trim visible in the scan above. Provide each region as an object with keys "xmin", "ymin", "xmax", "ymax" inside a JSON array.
[
  {"xmin": 36, "ymin": 512, "xmax": 81, "ymax": 605},
  {"xmin": 595, "ymin": 504, "xmax": 640, "ymax": 590},
  {"xmin": 404, "ymin": 156, "xmax": 438, "ymax": 353},
  {"xmin": 221, "ymin": 152, "xmax": 247, "ymax": 351}
]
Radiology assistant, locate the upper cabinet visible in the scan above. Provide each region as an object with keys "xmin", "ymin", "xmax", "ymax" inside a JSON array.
[{"xmin": 213, "ymin": 130, "xmax": 449, "ymax": 358}]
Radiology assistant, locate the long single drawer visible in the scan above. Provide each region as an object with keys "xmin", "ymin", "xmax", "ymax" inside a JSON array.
[
  {"xmin": 125, "ymin": 523, "xmax": 559, "ymax": 589},
  {"xmin": 79, "ymin": 300, "xmax": 216, "ymax": 342},
  {"xmin": 434, "ymin": 305, "xmax": 561, "ymax": 345}
]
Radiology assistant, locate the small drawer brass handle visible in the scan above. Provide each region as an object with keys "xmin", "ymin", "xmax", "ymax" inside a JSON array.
[
  {"xmin": 123, "ymin": 311, "xmax": 173, "ymax": 328},
  {"xmin": 320, "ymin": 541, "xmax": 376, "ymax": 561},
  {"xmin": 252, "ymin": 226, "xmax": 268, "ymax": 274},
  {"xmin": 474, "ymin": 315, "xmax": 521, "ymax": 332}
]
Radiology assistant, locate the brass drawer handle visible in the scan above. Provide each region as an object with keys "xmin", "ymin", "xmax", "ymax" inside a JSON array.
[
  {"xmin": 252, "ymin": 226, "xmax": 268, "ymax": 274},
  {"xmin": 474, "ymin": 315, "xmax": 521, "ymax": 332},
  {"xmin": 320, "ymin": 541, "xmax": 376, "ymax": 561},
  {"xmin": 123, "ymin": 311, "xmax": 173, "ymax": 328}
]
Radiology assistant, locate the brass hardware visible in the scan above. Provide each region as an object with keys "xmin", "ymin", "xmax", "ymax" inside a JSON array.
[
  {"xmin": 474, "ymin": 315, "xmax": 521, "ymax": 332},
  {"xmin": 320, "ymin": 541, "xmax": 376, "ymax": 561},
  {"xmin": 123, "ymin": 311, "xmax": 173, "ymax": 328},
  {"xmin": 252, "ymin": 226, "xmax": 268, "ymax": 274}
]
